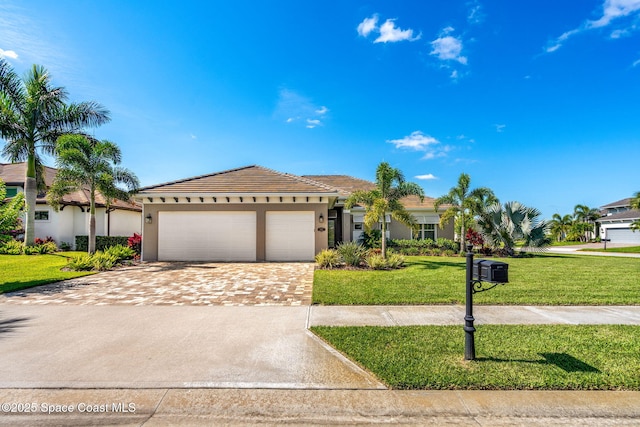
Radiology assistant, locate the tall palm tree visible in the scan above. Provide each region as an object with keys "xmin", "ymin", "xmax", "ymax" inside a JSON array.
[
  {"xmin": 631, "ymin": 191, "xmax": 640, "ymax": 232},
  {"xmin": 47, "ymin": 135, "xmax": 139, "ymax": 253},
  {"xmin": 549, "ymin": 213, "xmax": 573, "ymax": 242},
  {"xmin": 0, "ymin": 59, "xmax": 109, "ymax": 246},
  {"xmin": 573, "ymin": 204, "xmax": 600, "ymax": 241},
  {"xmin": 434, "ymin": 172, "xmax": 497, "ymax": 252},
  {"xmin": 477, "ymin": 201, "xmax": 551, "ymax": 257},
  {"xmin": 345, "ymin": 162, "xmax": 424, "ymax": 258}
]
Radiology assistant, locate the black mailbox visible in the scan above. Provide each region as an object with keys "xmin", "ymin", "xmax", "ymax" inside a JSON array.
[{"xmin": 473, "ymin": 259, "xmax": 508, "ymax": 283}]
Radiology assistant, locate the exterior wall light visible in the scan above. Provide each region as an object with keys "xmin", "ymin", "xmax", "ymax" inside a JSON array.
[
  {"xmin": 319, "ymin": 213, "xmax": 324, "ymax": 223},
  {"xmin": 145, "ymin": 213, "xmax": 152, "ymax": 224}
]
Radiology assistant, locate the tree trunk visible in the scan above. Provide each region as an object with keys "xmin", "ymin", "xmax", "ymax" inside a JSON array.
[
  {"xmin": 23, "ymin": 160, "xmax": 37, "ymax": 246},
  {"xmin": 88, "ymin": 191, "xmax": 96, "ymax": 254},
  {"xmin": 381, "ymin": 217, "xmax": 387, "ymax": 258},
  {"xmin": 460, "ymin": 213, "xmax": 466, "ymax": 253}
]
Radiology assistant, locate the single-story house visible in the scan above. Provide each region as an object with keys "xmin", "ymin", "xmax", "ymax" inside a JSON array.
[
  {"xmin": 0, "ymin": 162, "xmax": 142, "ymax": 248},
  {"xmin": 135, "ymin": 165, "xmax": 454, "ymax": 262},
  {"xmin": 598, "ymin": 198, "xmax": 640, "ymax": 244}
]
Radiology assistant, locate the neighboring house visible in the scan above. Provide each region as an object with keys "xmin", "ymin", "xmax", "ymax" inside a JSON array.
[
  {"xmin": 135, "ymin": 165, "xmax": 454, "ymax": 262},
  {"xmin": 598, "ymin": 198, "xmax": 640, "ymax": 244},
  {"xmin": 0, "ymin": 162, "xmax": 142, "ymax": 248}
]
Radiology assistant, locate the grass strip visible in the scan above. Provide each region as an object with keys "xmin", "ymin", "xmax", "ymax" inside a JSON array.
[
  {"xmin": 0, "ymin": 253, "xmax": 94, "ymax": 293},
  {"xmin": 311, "ymin": 324, "xmax": 640, "ymax": 390}
]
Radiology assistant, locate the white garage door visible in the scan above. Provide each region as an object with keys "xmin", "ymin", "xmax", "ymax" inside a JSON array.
[
  {"xmin": 266, "ymin": 211, "xmax": 315, "ymax": 261},
  {"xmin": 158, "ymin": 211, "xmax": 256, "ymax": 261},
  {"xmin": 606, "ymin": 228, "xmax": 640, "ymax": 244}
]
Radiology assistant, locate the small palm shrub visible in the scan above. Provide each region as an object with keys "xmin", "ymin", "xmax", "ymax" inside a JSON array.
[
  {"xmin": 336, "ymin": 241, "xmax": 367, "ymax": 267},
  {"xmin": 66, "ymin": 253, "xmax": 95, "ymax": 271},
  {"xmin": 91, "ymin": 252, "xmax": 119, "ymax": 271},
  {"xmin": 0, "ymin": 239, "xmax": 23, "ymax": 255},
  {"xmin": 315, "ymin": 249, "xmax": 340, "ymax": 269},
  {"xmin": 366, "ymin": 253, "xmax": 388, "ymax": 270},
  {"xmin": 386, "ymin": 253, "xmax": 406, "ymax": 269},
  {"xmin": 104, "ymin": 244, "xmax": 135, "ymax": 260},
  {"xmin": 437, "ymin": 238, "xmax": 458, "ymax": 252}
]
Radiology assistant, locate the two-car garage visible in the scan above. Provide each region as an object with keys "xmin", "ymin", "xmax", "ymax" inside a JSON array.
[{"xmin": 156, "ymin": 210, "xmax": 316, "ymax": 262}]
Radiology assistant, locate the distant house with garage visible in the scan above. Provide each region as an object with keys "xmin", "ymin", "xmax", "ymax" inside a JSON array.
[
  {"xmin": 598, "ymin": 197, "xmax": 640, "ymax": 244},
  {"xmin": 0, "ymin": 162, "xmax": 142, "ymax": 248},
  {"xmin": 135, "ymin": 165, "xmax": 454, "ymax": 262}
]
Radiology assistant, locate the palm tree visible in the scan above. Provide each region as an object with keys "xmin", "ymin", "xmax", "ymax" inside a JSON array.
[
  {"xmin": 477, "ymin": 201, "xmax": 551, "ymax": 257},
  {"xmin": 47, "ymin": 135, "xmax": 139, "ymax": 253},
  {"xmin": 434, "ymin": 173, "xmax": 497, "ymax": 252},
  {"xmin": 0, "ymin": 59, "xmax": 109, "ymax": 246},
  {"xmin": 549, "ymin": 213, "xmax": 573, "ymax": 242},
  {"xmin": 573, "ymin": 204, "xmax": 600, "ymax": 241},
  {"xmin": 632, "ymin": 191, "xmax": 640, "ymax": 232},
  {"xmin": 345, "ymin": 162, "xmax": 424, "ymax": 258}
]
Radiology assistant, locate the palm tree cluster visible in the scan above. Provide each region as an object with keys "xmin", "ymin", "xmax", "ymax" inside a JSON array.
[
  {"xmin": 549, "ymin": 204, "xmax": 601, "ymax": 242},
  {"xmin": 345, "ymin": 162, "xmax": 424, "ymax": 258},
  {"xmin": 0, "ymin": 58, "xmax": 138, "ymax": 253},
  {"xmin": 631, "ymin": 191, "xmax": 640, "ymax": 232}
]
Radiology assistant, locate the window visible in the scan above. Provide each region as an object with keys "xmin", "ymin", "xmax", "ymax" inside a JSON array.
[
  {"xmin": 34, "ymin": 210, "xmax": 49, "ymax": 221},
  {"xmin": 5, "ymin": 187, "xmax": 18, "ymax": 198},
  {"xmin": 415, "ymin": 223, "xmax": 436, "ymax": 240}
]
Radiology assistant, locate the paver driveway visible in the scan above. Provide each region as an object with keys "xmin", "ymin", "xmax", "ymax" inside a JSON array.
[{"xmin": 1, "ymin": 262, "xmax": 315, "ymax": 306}]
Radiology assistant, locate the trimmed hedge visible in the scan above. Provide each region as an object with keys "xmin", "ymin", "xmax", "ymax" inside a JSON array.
[{"xmin": 75, "ymin": 235, "xmax": 130, "ymax": 252}]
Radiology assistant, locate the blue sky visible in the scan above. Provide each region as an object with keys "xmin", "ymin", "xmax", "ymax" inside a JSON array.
[{"xmin": 1, "ymin": 0, "xmax": 639, "ymax": 219}]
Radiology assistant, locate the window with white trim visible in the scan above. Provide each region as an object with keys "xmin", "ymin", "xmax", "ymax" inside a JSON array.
[
  {"xmin": 34, "ymin": 210, "xmax": 50, "ymax": 221},
  {"xmin": 414, "ymin": 223, "xmax": 436, "ymax": 240}
]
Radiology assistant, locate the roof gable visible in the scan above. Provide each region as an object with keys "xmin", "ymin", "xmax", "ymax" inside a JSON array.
[{"xmin": 138, "ymin": 165, "xmax": 338, "ymax": 194}]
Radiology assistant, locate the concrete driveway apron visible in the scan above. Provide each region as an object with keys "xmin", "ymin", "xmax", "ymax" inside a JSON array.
[{"xmin": 0, "ymin": 263, "xmax": 384, "ymax": 390}]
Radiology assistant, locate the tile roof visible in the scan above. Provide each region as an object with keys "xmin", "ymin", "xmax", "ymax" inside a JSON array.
[
  {"xmin": 601, "ymin": 198, "xmax": 632, "ymax": 209},
  {"xmin": 304, "ymin": 175, "xmax": 440, "ymax": 209},
  {"xmin": 138, "ymin": 165, "xmax": 339, "ymax": 194},
  {"xmin": 599, "ymin": 209, "xmax": 640, "ymax": 222},
  {"xmin": 1, "ymin": 162, "xmax": 141, "ymax": 212}
]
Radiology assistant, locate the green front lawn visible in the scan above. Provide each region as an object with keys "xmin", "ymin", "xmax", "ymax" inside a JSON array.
[
  {"xmin": 313, "ymin": 254, "xmax": 640, "ymax": 305},
  {"xmin": 312, "ymin": 325, "xmax": 640, "ymax": 390},
  {"xmin": 0, "ymin": 253, "xmax": 94, "ymax": 293}
]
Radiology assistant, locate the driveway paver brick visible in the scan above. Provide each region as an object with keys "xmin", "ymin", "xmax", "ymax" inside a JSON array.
[{"xmin": 1, "ymin": 262, "xmax": 315, "ymax": 306}]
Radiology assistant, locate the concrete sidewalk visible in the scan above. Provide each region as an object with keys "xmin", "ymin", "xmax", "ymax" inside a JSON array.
[
  {"xmin": 1, "ymin": 388, "xmax": 639, "ymax": 426},
  {"xmin": 309, "ymin": 305, "xmax": 640, "ymax": 326}
]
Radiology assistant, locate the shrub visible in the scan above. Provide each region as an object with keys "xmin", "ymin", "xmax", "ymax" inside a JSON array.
[
  {"xmin": 437, "ymin": 238, "xmax": 457, "ymax": 252},
  {"xmin": 104, "ymin": 244, "xmax": 135, "ymax": 260},
  {"xmin": 0, "ymin": 239, "xmax": 23, "ymax": 255},
  {"xmin": 358, "ymin": 229, "xmax": 382, "ymax": 249},
  {"xmin": 66, "ymin": 253, "xmax": 95, "ymax": 271},
  {"xmin": 315, "ymin": 249, "xmax": 340, "ymax": 269},
  {"xmin": 386, "ymin": 253, "xmax": 405, "ymax": 269},
  {"xmin": 91, "ymin": 252, "xmax": 119, "ymax": 271},
  {"xmin": 366, "ymin": 253, "xmax": 388, "ymax": 270},
  {"xmin": 336, "ymin": 241, "xmax": 367, "ymax": 267},
  {"xmin": 443, "ymin": 249, "xmax": 456, "ymax": 257},
  {"xmin": 127, "ymin": 233, "xmax": 142, "ymax": 255},
  {"xmin": 59, "ymin": 241, "xmax": 72, "ymax": 251},
  {"xmin": 75, "ymin": 235, "xmax": 130, "ymax": 252}
]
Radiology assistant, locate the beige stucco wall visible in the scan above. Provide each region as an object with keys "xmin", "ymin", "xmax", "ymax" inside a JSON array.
[
  {"xmin": 108, "ymin": 210, "xmax": 142, "ymax": 237},
  {"xmin": 141, "ymin": 202, "xmax": 328, "ymax": 262}
]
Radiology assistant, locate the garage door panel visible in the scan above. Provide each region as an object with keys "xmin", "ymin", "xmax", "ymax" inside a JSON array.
[
  {"xmin": 158, "ymin": 212, "xmax": 256, "ymax": 261},
  {"xmin": 606, "ymin": 228, "xmax": 640, "ymax": 244},
  {"xmin": 266, "ymin": 211, "xmax": 315, "ymax": 261}
]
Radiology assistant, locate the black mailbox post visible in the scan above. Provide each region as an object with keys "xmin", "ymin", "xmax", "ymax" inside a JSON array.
[{"xmin": 465, "ymin": 245, "xmax": 509, "ymax": 360}]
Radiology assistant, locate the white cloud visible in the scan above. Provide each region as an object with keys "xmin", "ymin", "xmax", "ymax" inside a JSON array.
[
  {"xmin": 633, "ymin": 58, "xmax": 640, "ymax": 66},
  {"xmin": 387, "ymin": 131, "xmax": 439, "ymax": 150},
  {"xmin": 0, "ymin": 48, "xmax": 18, "ymax": 59},
  {"xmin": 357, "ymin": 14, "xmax": 420, "ymax": 43},
  {"xmin": 415, "ymin": 173, "xmax": 438, "ymax": 180},
  {"xmin": 495, "ymin": 124, "xmax": 506, "ymax": 133},
  {"xmin": 357, "ymin": 15, "xmax": 378, "ymax": 37},
  {"xmin": 375, "ymin": 19, "xmax": 421, "ymax": 43},
  {"xmin": 547, "ymin": 0, "xmax": 640, "ymax": 52},
  {"xmin": 306, "ymin": 119, "xmax": 321, "ymax": 128},
  {"xmin": 467, "ymin": 0, "xmax": 485, "ymax": 25},
  {"xmin": 275, "ymin": 88, "xmax": 328, "ymax": 129},
  {"xmin": 430, "ymin": 28, "xmax": 468, "ymax": 65},
  {"xmin": 190, "ymin": 133, "xmax": 197, "ymax": 140}
]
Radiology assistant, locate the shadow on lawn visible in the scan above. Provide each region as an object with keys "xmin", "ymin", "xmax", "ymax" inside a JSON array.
[
  {"xmin": 406, "ymin": 258, "xmax": 466, "ymax": 270},
  {"xmin": 476, "ymin": 353, "xmax": 600, "ymax": 373}
]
